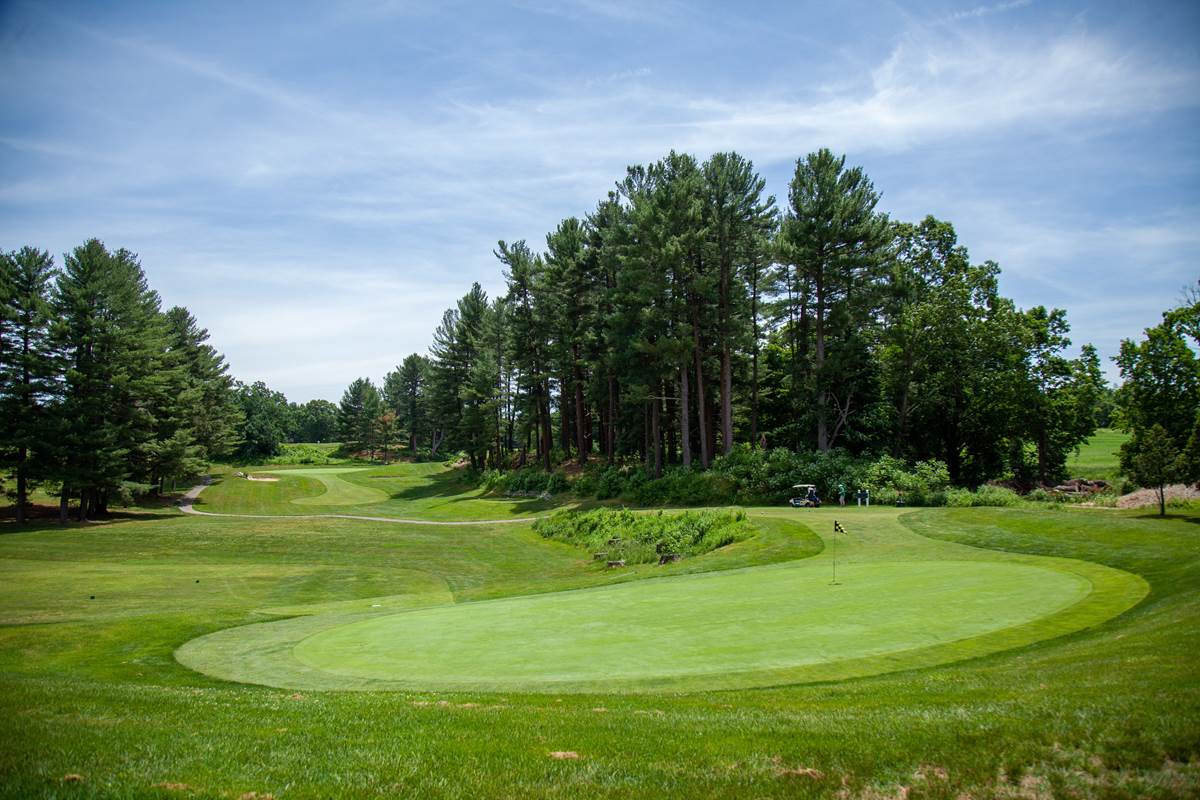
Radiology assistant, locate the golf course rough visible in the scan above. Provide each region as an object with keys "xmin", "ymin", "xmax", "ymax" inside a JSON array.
[{"xmin": 175, "ymin": 486, "xmax": 1148, "ymax": 694}]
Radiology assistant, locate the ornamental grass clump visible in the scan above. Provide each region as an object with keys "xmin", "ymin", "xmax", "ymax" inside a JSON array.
[{"xmin": 533, "ymin": 507, "xmax": 752, "ymax": 564}]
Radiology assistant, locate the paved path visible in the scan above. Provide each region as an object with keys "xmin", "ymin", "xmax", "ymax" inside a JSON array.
[{"xmin": 178, "ymin": 481, "xmax": 536, "ymax": 526}]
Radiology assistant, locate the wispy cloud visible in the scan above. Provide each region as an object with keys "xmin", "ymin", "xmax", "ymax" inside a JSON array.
[
  {"xmin": 1, "ymin": 1, "xmax": 1195, "ymax": 399},
  {"xmin": 934, "ymin": 0, "xmax": 1033, "ymax": 25}
]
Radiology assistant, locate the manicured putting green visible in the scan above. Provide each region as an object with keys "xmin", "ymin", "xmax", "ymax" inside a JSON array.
[
  {"xmin": 260, "ymin": 468, "xmax": 389, "ymax": 506},
  {"xmin": 293, "ymin": 559, "xmax": 1089, "ymax": 691}
]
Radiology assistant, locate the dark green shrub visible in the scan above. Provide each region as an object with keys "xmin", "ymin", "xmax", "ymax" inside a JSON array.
[{"xmin": 533, "ymin": 507, "xmax": 753, "ymax": 564}]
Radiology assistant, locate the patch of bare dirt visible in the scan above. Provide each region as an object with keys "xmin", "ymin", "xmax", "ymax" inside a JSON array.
[
  {"xmin": 549, "ymin": 751, "xmax": 581, "ymax": 760},
  {"xmin": 1116, "ymin": 483, "xmax": 1200, "ymax": 508},
  {"xmin": 154, "ymin": 782, "xmax": 192, "ymax": 792},
  {"xmin": 62, "ymin": 774, "xmax": 84, "ymax": 783}
]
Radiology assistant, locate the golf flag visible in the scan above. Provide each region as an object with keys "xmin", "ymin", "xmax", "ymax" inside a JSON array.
[{"xmin": 833, "ymin": 520, "xmax": 846, "ymax": 534}]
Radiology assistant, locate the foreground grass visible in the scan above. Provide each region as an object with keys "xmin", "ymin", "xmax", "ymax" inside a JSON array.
[{"xmin": 0, "ymin": 468, "xmax": 1197, "ymax": 798}]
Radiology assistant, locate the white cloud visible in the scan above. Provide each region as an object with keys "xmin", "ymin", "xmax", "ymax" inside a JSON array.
[{"xmin": 3, "ymin": 4, "xmax": 1197, "ymax": 399}]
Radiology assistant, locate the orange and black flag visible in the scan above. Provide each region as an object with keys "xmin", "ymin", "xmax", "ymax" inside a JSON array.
[{"xmin": 833, "ymin": 520, "xmax": 846, "ymax": 534}]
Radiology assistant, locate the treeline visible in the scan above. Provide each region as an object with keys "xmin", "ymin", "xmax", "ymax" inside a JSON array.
[
  {"xmin": 0, "ymin": 240, "xmax": 244, "ymax": 522},
  {"xmin": 354, "ymin": 148, "xmax": 1105, "ymax": 487}
]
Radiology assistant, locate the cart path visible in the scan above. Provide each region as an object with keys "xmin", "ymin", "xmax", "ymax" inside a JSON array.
[{"xmin": 177, "ymin": 482, "xmax": 536, "ymax": 526}]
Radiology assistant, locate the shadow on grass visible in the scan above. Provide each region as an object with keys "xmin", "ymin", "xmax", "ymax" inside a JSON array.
[
  {"xmin": 0, "ymin": 506, "xmax": 181, "ymax": 532},
  {"xmin": 1135, "ymin": 511, "xmax": 1200, "ymax": 523},
  {"xmin": 387, "ymin": 467, "xmax": 475, "ymax": 502}
]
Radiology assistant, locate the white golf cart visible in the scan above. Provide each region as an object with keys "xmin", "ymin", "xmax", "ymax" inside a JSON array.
[{"xmin": 789, "ymin": 484, "xmax": 821, "ymax": 508}]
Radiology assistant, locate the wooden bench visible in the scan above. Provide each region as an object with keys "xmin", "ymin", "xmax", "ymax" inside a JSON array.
[{"xmin": 606, "ymin": 559, "xmax": 626, "ymax": 569}]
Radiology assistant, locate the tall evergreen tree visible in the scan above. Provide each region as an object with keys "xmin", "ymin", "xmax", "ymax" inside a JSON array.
[
  {"xmin": 0, "ymin": 247, "xmax": 60, "ymax": 522},
  {"xmin": 702, "ymin": 151, "xmax": 776, "ymax": 456},
  {"xmin": 52, "ymin": 240, "xmax": 167, "ymax": 519},
  {"xmin": 386, "ymin": 354, "xmax": 430, "ymax": 454},
  {"xmin": 778, "ymin": 149, "xmax": 889, "ymax": 451},
  {"xmin": 338, "ymin": 377, "xmax": 383, "ymax": 458}
]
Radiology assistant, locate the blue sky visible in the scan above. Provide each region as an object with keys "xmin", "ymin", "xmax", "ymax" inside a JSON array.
[{"xmin": 1, "ymin": 0, "xmax": 1197, "ymax": 402}]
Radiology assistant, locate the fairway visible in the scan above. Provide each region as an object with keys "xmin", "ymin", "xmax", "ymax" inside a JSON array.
[{"xmin": 259, "ymin": 467, "xmax": 389, "ymax": 506}]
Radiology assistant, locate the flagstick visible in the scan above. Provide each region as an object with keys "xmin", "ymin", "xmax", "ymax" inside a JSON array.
[{"xmin": 830, "ymin": 519, "xmax": 841, "ymax": 586}]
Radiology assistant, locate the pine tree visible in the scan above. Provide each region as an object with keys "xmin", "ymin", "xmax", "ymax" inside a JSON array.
[
  {"xmin": 163, "ymin": 307, "xmax": 242, "ymax": 464},
  {"xmin": 0, "ymin": 247, "xmax": 60, "ymax": 522},
  {"xmin": 338, "ymin": 378, "xmax": 383, "ymax": 459},
  {"xmin": 779, "ymin": 149, "xmax": 889, "ymax": 451},
  {"xmin": 386, "ymin": 354, "xmax": 430, "ymax": 454},
  {"xmin": 52, "ymin": 240, "xmax": 167, "ymax": 519},
  {"xmin": 701, "ymin": 152, "xmax": 776, "ymax": 456},
  {"xmin": 501, "ymin": 244, "xmax": 554, "ymax": 469}
]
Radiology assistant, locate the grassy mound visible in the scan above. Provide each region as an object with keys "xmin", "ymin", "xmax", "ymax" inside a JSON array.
[{"xmin": 533, "ymin": 507, "xmax": 753, "ymax": 564}]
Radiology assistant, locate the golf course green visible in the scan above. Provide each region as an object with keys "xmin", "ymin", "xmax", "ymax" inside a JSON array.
[
  {"xmin": 293, "ymin": 560, "xmax": 1089, "ymax": 690},
  {"xmin": 174, "ymin": 467, "xmax": 1146, "ymax": 693}
]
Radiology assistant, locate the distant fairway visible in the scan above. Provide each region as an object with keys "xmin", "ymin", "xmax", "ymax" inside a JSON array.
[
  {"xmin": 1067, "ymin": 427, "xmax": 1129, "ymax": 480},
  {"xmin": 258, "ymin": 467, "xmax": 389, "ymax": 506},
  {"xmin": 196, "ymin": 461, "xmax": 560, "ymax": 520}
]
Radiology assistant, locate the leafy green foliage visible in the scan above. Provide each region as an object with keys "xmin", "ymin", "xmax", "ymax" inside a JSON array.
[
  {"xmin": 1116, "ymin": 314, "xmax": 1200, "ymax": 446},
  {"xmin": 235, "ymin": 380, "xmax": 290, "ymax": 461},
  {"xmin": 481, "ymin": 466, "xmax": 569, "ymax": 496},
  {"xmin": 1120, "ymin": 424, "xmax": 1183, "ymax": 516},
  {"xmin": 863, "ymin": 455, "xmax": 950, "ymax": 505},
  {"xmin": 533, "ymin": 507, "xmax": 752, "ymax": 563},
  {"xmin": 290, "ymin": 399, "xmax": 338, "ymax": 443}
]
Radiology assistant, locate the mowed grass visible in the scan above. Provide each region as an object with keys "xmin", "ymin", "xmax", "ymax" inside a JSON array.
[
  {"xmin": 292, "ymin": 560, "xmax": 1092, "ymax": 690},
  {"xmin": 198, "ymin": 461, "xmax": 566, "ymax": 520},
  {"xmin": 1068, "ymin": 427, "xmax": 1130, "ymax": 480},
  {"xmin": 181, "ymin": 503, "xmax": 1143, "ymax": 694},
  {"xmin": 0, "ymin": 463, "xmax": 1197, "ymax": 798}
]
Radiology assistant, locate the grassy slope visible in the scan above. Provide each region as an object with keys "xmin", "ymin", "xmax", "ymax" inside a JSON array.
[
  {"xmin": 0, "ymin": 467, "xmax": 1196, "ymax": 798},
  {"xmin": 1067, "ymin": 427, "xmax": 1130, "ymax": 480},
  {"xmin": 197, "ymin": 462, "xmax": 567, "ymax": 521}
]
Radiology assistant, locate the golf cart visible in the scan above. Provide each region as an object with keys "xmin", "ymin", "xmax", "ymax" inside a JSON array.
[{"xmin": 789, "ymin": 484, "xmax": 821, "ymax": 508}]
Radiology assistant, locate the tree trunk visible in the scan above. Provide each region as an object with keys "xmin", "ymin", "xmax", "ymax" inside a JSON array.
[
  {"xmin": 58, "ymin": 486, "xmax": 69, "ymax": 525},
  {"xmin": 560, "ymin": 375, "xmax": 571, "ymax": 457},
  {"xmin": 573, "ymin": 349, "xmax": 587, "ymax": 466},
  {"xmin": 606, "ymin": 375, "xmax": 617, "ymax": 465},
  {"xmin": 750, "ymin": 264, "xmax": 761, "ymax": 450},
  {"xmin": 679, "ymin": 362, "xmax": 692, "ymax": 467},
  {"xmin": 541, "ymin": 381, "xmax": 553, "ymax": 471},
  {"xmin": 651, "ymin": 396, "xmax": 662, "ymax": 479},
  {"xmin": 692, "ymin": 313, "xmax": 710, "ymax": 469},
  {"xmin": 720, "ymin": 344, "xmax": 733, "ymax": 456},
  {"xmin": 815, "ymin": 270, "xmax": 829, "ymax": 452},
  {"xmin": 15, "ymin": 447, "xmax": 26, "ymax": 524}
]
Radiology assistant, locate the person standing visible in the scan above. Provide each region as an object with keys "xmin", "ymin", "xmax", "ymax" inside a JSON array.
[{"xmin": 838, "ymin": 482, "xmax": 847, "ymax": 507}]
